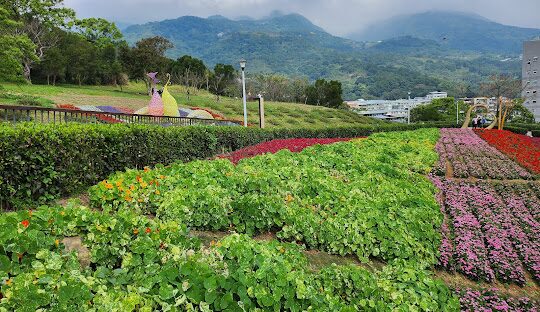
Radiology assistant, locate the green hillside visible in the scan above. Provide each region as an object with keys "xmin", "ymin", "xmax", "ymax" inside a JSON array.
[
  {"xmin": 121, "ymin": 12, "xmax": 525, "ymax": 100},
  {"xmin": 1, "ymin": 83, "xmax": 380, "ymax": 128}
]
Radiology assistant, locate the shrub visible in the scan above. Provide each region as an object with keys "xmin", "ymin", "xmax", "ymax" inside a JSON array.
[{"xmin": 0, "ymin": 122, "xmax": 456, "ymax": 209}]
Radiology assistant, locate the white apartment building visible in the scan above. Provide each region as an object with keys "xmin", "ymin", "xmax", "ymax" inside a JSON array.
[
  {"xmin": 523, "ymin": 40, "xmax": 540, "ymax": 121},
  {"xmin": 346, "ymin": 91, "xmax": 447, "ymax": 122}
]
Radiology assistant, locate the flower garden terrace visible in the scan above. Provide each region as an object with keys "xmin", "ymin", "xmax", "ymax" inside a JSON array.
[{"xmin": 1, "ymin": 128, "xmax": 540, "ymax": 311}]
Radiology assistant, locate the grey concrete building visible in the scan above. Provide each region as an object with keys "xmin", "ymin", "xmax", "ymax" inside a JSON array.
[{"xmin": 523, "ymin": 40, "xmax": 540, "ymax": 121}]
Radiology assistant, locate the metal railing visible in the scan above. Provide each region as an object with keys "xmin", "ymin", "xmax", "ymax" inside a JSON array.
[{"xmin": 0, "ymin": 105, "xmax": 242, "ymax": 127}]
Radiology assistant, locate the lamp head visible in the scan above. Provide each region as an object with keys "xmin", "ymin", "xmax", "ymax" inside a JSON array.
[{"xmin": 239, "ymin": 59, "xmax": 246, "ymax": 70}]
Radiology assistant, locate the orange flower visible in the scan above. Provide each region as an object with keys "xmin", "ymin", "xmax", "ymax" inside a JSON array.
[
  {"xmin": 159, "ymin": 175, "xmax": 165, "ymax": 179},
  {"xmin": 115, "ymin": 180, "xmax": 123, "ymax": 187},
  {"xmin": 144, "ymin": 167, "xmax": 150, "ymax": 173},
  {"xmin": 125, "ymin": 196, "xmax": 132, "ymax": 202},
  {"xmin": 136, "ymin": 176, "xmax": 143, "ymax": 183},
  {"xmin": 210, "ymin": 240, "xmax": 216, "ymax": 247},
  {"xmin": 5, "ymin": 279, "xmax": 12, "ymax": 286},
  {"xmin": 21, "ymin": 220, "xmax": 29, "ymax": 228},
  {"xmin": 130, "ymin": 185, "xmax": 135, "ymax": 191},
  {"xmin": 145, "ymin": 227, "xmax": 151, "ymax": 234},
  {"xmin": 105, "ymin": 183, "xmax": 113, "ymax": 190},
  {"xmin": 133, "ymin": 228, "xmax": 139, "ymax": 235},
  {"xmin": 155, "ymin": 180, "xmax": 159, "ymax": 186},
  {"xmin": 285, "ymin": 194, "xmax": 294, "ymax": 203},
  {"xmin": 155, "ymin": 190, "xmax": 160, "ymax": 195},
  {"xmin": 125, "ymin": 189, "xmax": 132, "ymax": 195}
]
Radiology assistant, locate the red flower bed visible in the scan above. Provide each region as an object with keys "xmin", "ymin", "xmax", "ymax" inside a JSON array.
[
  {"xmin": 219, "ymin": 138, "xmax": 357, "ymax": 164},
  {"xmin": 532, "ymin": 137, "xmax": 540, "ymax": 148},
  {"xmin": 475, "ymin": 129, "xmax": 540, "ymax": 174}
]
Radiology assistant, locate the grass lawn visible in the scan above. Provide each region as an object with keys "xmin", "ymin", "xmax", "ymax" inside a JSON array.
[{"xmin": 1, "ymin": 82, "xmax": 380, "ymax": 128}]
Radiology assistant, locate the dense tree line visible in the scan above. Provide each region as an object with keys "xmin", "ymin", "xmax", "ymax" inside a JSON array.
[{"xmin": 0, "ymin": 0, "xmax": 344, "ymax": 108}]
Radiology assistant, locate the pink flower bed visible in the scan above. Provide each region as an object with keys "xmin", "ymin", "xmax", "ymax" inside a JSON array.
[
  {"xmin": 434, "ymin": 178, "xmax": 540, "ymax": 285},
  {"xmin": 457, "ymin": 288, "xmax": 539, "ymax": 311},
  {"xmin": 434, "ymin": 129, "xmax": 531, "ymax": 179},
  {"xmin": 219, "ymin": 138, "xmax": 356, "ymax": 164}
]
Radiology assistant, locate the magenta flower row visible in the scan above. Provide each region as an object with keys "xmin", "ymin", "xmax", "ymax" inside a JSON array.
[
  {"xmin": 457, "ymin": 288, "xmax": 539, "ymax": 311},
  {"xmin": 435, "ymin": 177, "xmax": 540, "ymax": 284},
  {"xmin": 434, "ymin": 129, "xmax": 531, "ymax": 180}
]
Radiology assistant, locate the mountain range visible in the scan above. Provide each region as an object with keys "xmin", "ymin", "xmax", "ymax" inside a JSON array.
[
  {"xmin": 348, "ymin": 11, "xmax": 540, "ymax": 54},
  {"xmin": 122, "ymin": 11, "xmax": 540, "ymax": 100}
]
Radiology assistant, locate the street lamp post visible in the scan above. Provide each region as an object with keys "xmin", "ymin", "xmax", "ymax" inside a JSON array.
[
  {"xmin": 240, "ymin": 59, "xmax": 247, "ymax": 127},
  {"xmin": 456, "ymin": 101, "xmax": 459, "ymax": 125}
]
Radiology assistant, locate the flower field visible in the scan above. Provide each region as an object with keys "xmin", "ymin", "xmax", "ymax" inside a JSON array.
[
  {"xmin": 2, "ymin": 127, "xmax": 540, "ymax": 311},
  {"xmin": 475, "ymin": 129, "xmax": 540, "ymax": 174},
  {"xmin": 218, "ymin": 138, "xmax": 354, "ymax": 163},
  {"xmin": 434, "ymin": 128, "xmax": 532, "ymax": 179},
  {"xmin": 431, "ymin": 127, "xmax": 540, "ymax": 310}
]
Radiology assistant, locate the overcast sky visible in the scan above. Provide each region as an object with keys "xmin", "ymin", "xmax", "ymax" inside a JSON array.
[{"xmin": 64, "ymin": 0, "xmax": 540, "ymax": 36}]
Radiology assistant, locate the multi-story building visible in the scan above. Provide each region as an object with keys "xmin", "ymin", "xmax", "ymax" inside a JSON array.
[
  {"xmin": 523, "ymin": 40, "xmax": 540, "ymax": 121},
  {"xmin": 345, "ymin": 91, "xmax": 447, "ymax": 122}
]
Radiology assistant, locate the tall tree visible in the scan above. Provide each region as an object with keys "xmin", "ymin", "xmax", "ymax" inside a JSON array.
[
  {"xmin": 210, "ymin": 63, "xmax": 235, "ymax": 101},
  {"xmin": 73, "ymin": 18, "xmax": 122, "ymax": 46},
  {"xmin": 480, "ymin": 74, "xmax": 523, "ymax": 130},
  {"xmin": 171, "ymin": 55, "xmax": 207, "ymax": 97},
  {"xmin": 0, "ymin": 7, "xmax": 37, "ymax": 82},
  {"xmin": 2, "ymin": 0, "xmax": 75, "ymax": 81},
  {"xmin": 121, "ymin": 36, "xmax": 173, "ymax": 93}
]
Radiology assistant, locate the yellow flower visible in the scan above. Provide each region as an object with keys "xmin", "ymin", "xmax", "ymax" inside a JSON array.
[
  {"xmin": 285, "ymin": 194, "xmax": 294, "ymax": 203},
  {"xmin": 155, "ymin": 190, "xmax": 160, "ymax": 195},
  {"xmin": 60, "ymin": 211, "xmax": 65, "ymax": 216},
  {"xmin": 141, "ymin": 182, "xmax": 148, "ymax": 189},
  {"xmin": 55, "ymin": 239, "xmax": 59, "ymax": 247},
  {"xmin": 5, "ymin": 278, "xmax": 12, "ymax": 286}
]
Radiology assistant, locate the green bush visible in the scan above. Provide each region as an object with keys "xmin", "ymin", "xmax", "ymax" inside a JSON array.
[
  {"xmin": 0, "ymin": 122, "xmax": 456, "ymax": 209},
  {"xmin": 504, "ymin": 125, "xmax": 540, "ymax": 137}
]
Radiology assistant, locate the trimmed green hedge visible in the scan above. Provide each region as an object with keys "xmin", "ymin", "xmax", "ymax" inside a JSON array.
[
  {"xmin": 504, "ymin": 125, "xmax": 540, "ymax": 137},
  {"xmin": 0, "ymin": 122, "xmax": 457, "ymax": 209}
]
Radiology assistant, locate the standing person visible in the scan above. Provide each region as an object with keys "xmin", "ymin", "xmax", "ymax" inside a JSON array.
[
  {"xmin": 472, "ymin": 116, "xmax": 478, "ymax": 129},
  {"xmin": 481, "ymin": 116, "xmax": 487, "ymax": 128}
]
